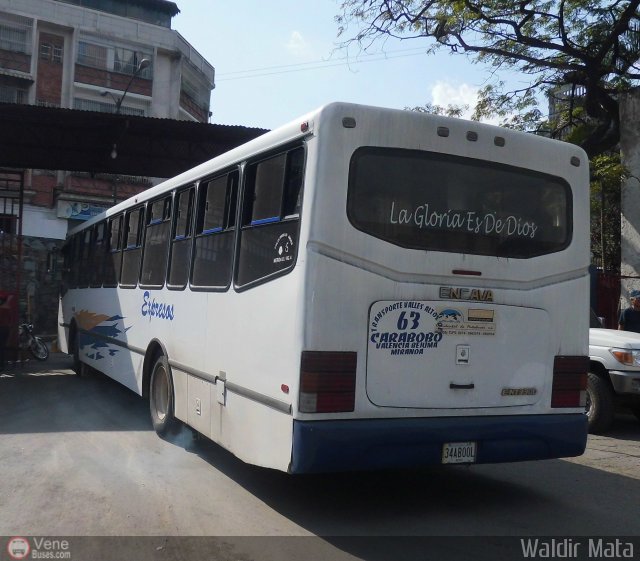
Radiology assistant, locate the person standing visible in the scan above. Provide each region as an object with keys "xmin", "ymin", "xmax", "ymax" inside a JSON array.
[{"xmin": 618, "ymin": 290, "xmax": 640, "ymax": 332}]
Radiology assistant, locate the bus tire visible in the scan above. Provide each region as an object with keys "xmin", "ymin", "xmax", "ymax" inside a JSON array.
[
  {"xmin": 586, "ymin": 372, "xmax": 615, "ymax": 434},
  {"xmin": 71, "ymin": 328, "xmax": 82, "ymax": 376},
  {"xmin": 149, "ymin": 355, "xmax": 180, "ymax": 436},
  {"xmin": 630, "ymin": 402, "xmax": 640, "ymax": 423}
]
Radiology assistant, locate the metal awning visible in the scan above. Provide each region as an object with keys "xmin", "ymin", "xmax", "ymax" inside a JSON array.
[{"xmin": 0, "ymin": 104, "xmax": 268, "ymax": 178}]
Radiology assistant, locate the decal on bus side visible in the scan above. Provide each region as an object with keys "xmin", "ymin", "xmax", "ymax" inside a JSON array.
[
  {"xmin": 273, "ymin": 233, "xmax": 294, "ymax": 264},
  {"xmin": 74, "ymin": 309, "xmax": 128, "ymax": 361},
  {"xmin": 141, "ymin": 291, "xmax": 175, "ymax": 322}
]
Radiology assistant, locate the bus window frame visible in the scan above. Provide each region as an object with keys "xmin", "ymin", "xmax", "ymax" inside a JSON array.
[
  {"xmin": 234, "ymin": 143, "xmax": 306, "ymax": 292},
  {"xmin": 140, "ymin": 195, "xmax": 173, "ymax": 290},
  {"xmin": 167, "ymin": 185, "xmax": 196, "ymax": 291},
  {"xmin": 78, "ymin": 226, "xmax": 94, "ymax": 289},
  {"xmin": 89, "ymin": 221, "xmax": 107, "ymax": 288},
  {"xmin": 120, "ymin": 206, "xmax": 145, "ymax": 289},
  {"xmin": 104, "ymin": 214, "xmax": 123, "ymax": 288},
  {"xmin": 189, "ymin": 168, "xmax": 239, "ymax": 293}
]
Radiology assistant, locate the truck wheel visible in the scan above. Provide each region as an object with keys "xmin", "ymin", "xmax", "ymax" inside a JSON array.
[
  {"xmin": 149, "ymin": 354, "xmax": 180, "ymax": 436},
  {"xmin": 630, "ymin": 403, "xmax": 640, "ymax": 423},
  {"xmin": 586, "ymin": 372, "xmax": 615, "ymax": 434}
]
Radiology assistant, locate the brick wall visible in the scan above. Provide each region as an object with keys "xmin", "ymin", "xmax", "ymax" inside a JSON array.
[
  {"xmin": 75, "ymin": 65, "xmax": 153, "ymax": 96},
  {"xmin": 30, "ymin": 173, "xmax": 56, "ymax": 207},
  {"xmin": 180, "ymin": 91, "xmax": 207, "ymax": 122},
  {"xmin": 64, "ymin": 174, "xmax": 150, "ymax": 202},
  {"xmin": 35, "ymin": 32, "xmax": 63, "ymax": 106},
  {"xmin": 0, "ymin": 48, "xmax": 30, "ymax": 73}
]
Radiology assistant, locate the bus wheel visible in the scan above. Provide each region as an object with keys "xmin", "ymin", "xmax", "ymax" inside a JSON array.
[
  {"xmin": 586, "ymin": 372, "xmax": 614, "ymax": 434},
  {"xmin": 149, "ymin": 355, "xmax": 180, "ymax": 436},
  {"xmin": 71, "ymin": 329, "xmax": 82, "ymax": 376}
]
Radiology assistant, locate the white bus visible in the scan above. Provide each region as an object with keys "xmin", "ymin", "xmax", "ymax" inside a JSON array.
[{"xmin": 58, "ymin": 102, "xmax": 590, "ymax": 473}]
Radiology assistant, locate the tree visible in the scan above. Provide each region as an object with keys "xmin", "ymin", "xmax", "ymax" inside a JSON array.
[
  {"xmin": 590, "ymin": 153, "xmax": 625, "ymax": 272},
  {"xmin": 336, "ymin": 0, "xmax": 640, "ymax": 158}
]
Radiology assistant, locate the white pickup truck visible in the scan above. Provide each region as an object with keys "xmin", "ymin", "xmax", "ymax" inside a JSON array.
[{"xmin": 588, "ymin": 318, "xmax": 640, "ymax": 432}]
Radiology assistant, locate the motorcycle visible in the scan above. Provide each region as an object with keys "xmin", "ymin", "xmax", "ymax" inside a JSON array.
[{"xmin": 18, "ymin": 323, "xmax": 49, "ymax": 361}]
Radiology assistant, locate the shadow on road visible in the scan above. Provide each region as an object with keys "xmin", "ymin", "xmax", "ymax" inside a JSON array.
[
  {"xmin": 0, "ymin": 353, "xmax": 152, "ymax": 433},
  {"xmin": 603, "ymin": 413, "xmax": 640, "ymax": 442},
  {"xmin": 171, "ymin": 416, "xmax": 640, "ymax": 533},
  {"xmin": 170, "ymin": 424, "xmax": 640, "ymax": 559}
]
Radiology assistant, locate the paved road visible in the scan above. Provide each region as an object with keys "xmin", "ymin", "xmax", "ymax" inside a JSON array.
[{"xmin": 1, "ymin": 355, "xmax": 639, "ymax": 560}]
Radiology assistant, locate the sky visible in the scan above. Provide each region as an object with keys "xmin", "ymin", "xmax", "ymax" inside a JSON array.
[{"xmin": 172, "ymin": 1, "xmax": 506, "ymax": 130}]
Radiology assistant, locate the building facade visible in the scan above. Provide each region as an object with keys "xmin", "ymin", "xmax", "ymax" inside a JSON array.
[{"xmin": 0, "ymin": 0, "xmax": 215, "ymax": 338}]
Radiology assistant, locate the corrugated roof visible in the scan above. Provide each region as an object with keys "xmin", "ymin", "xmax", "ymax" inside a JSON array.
[{"xmin": 0, "ymin": 104, "xmax": 268, "ymax": 177}]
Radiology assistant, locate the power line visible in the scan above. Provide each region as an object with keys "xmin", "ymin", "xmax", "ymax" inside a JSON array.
[{"xmin": 216, "ymin": 47, "xmax": 428, "ymax": 82}]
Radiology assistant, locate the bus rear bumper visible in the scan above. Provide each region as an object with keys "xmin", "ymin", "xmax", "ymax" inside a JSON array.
[{"xmin": 290, "ymin": 414, "xmax": 587, "ymax": 474}]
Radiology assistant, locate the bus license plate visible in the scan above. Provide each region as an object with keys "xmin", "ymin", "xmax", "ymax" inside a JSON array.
[{"xmin": 442, "ymin": 442, "xmax": 477, "ymax": 464}]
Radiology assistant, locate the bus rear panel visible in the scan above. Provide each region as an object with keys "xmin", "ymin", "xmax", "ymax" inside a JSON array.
[{"xmin": 290, "ymin": 103, "xmax": 589, "ymax": 473}]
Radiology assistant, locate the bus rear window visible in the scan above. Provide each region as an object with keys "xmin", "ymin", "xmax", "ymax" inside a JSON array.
[{"xmin": 347, "ymin": 147, "xmax": 572, "ymax": 258}]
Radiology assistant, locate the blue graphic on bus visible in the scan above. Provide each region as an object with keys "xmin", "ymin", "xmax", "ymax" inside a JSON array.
[
  {"xmin": 75, "ymin": 311, "xmax": 129, "ymax": 363},
  {"xmin": 438, "ymin": 309, "xmax": 463, "ymax": 321}
]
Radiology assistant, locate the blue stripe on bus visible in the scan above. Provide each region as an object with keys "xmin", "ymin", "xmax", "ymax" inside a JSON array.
[
  {"xmin": 290, "ymin": 414, "xmax": 587, "ymax": 474},
  {"xmin": 202, "ymin": 227, "xmax": 223, "ymax": 235},
  {"xmin": 251, "ymin": 216, "xmax": 280, "ymax": 226}
]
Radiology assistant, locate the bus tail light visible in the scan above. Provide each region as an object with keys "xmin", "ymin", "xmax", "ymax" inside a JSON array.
[
  {"xmin": 551, "ymin": 356, "xmax": 588, "ymax": 408},
  {"xmin": 299, "ymin": 351, "xmax": 357, "ymax": 413}
]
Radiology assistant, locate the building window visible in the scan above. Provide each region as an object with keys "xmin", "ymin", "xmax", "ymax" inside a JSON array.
[
  {"xmin": 0, "ymin": 214, "xmax": 15, "ymax": 234},
  {"xmin": 77, "ymin": 41, "xmax": 107, "ymax": 70},
  {"xmin": 114, "ymin": 47, "xmax": 151, "ymax": 77},
  {"xmin": 0, "ymin": 84, "xmax": 28, "ymax": 104},
  {"xmin": 180, "ymin": 61, "xmax": 210, "ymax": 114},
  {"xmin": 0, "ymin": 23, "xmax": 30, "ymax": 54},
  {"xmin": 73, "ymin": 97, "xmax": 146, "ymax": 117},
  {"xmin": 39, "ymin": 43, "xmax": 51, "ymax": 60},
  {"xmin": 39, "ymin": 42, "xmax": 62, "ymax": 64},
  {"xmin": 77, "ymin": 40, "xmax": 152, "ymax": 78},
  {"xmin": 53, "ymin": 45, "xmax": 63, "ymax": 63}
]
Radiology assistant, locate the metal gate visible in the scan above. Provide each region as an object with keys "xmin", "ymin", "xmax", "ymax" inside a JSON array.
[{"xmin": 0, "ymin": 169, "xmax": 23, "ymax": 359}]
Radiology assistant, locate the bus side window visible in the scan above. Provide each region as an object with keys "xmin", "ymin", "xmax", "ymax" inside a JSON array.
[
  {"xmin": 236, "ymin": 146, "xmax": 305, "ymax": 288},
  {"xmin": 246, "ymin": 155, "xmax": 285, "ymax": 225},
  {"xmin": 191, "ymin": 170, "xmax": 238, "ymax": 290},
  {"xmin": 104, "ymin": 215, "xmax": 123, "ymax": 288},
  {"xmin": 283, "ymin": 147, "xmax": 304, "ymax": 218},
  {"xmin": 120, "ymin": 207, "xmax": 144, "ymax": 288},
  {"xmin": 78, "ymin": 227, "xmax": 93, "ymax": 288},
  {"xmin": 70, "ymin": 234, "xmax": 82, "ymax": 288},
  {"xmin": 90, "ymin": 222, "xmax": 106, "ymax": 288},
  {"xmin": 141, "ymin": 196, "xmax": 172, "ymax": 288},
  {"xmin": 168, "ymin": 186, "xmax": 195, "ymax": 289},
  {"xmin": 61, "ymin": 237, "xmax": 74, "ymax": 293}
]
